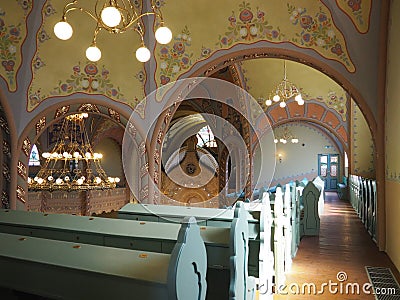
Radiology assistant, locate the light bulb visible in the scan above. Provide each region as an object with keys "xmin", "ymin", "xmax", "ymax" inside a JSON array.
[
  {"xmin": 273, "ymin": 94, "xmax": 280, "ymax": 102},
  {"xmin": 115, "ymin": 177, "xmax": 120, "ymax": 183},
  {"xmin": 297, "ymin": 98, "xmax": 305, "ymax": 105},
  {"xmin": 292, "ymin": 138, "xmax": 299, "ymax": 143},
  {"xmin": 136, "ymin": 46, "xmax": 151, "ymax": 62},
  {"xmin": 86, "ymin": 45, "xmax": 102, "ymax": 62},
  {"xmin": 279, "ymin": 101, "xmax": 286, "ymax": 108},
  {"xmin": 295, "ymin": 94, "xmax": 302, "ymax": 102},
  {"xmin": 101, "ymin": 6, "xmax": 121, "ymax": 27},
  {"xmin": 42, "ymin": 152, "xmax": 50, "ymax": 158},
  {"xmin": 54, "ymin": 21, "xmax": 73, "ymax": 40},
  {"xmin": 274, "ymin": 139, "xmax": 278, "ymax": 143},
  {"xmin": 155, "ymin": 26, "xmax": 172, "ymax": 44},
  {"xmin": 265, "ymin": 99, "xmax": 272, "ymax": 106}
]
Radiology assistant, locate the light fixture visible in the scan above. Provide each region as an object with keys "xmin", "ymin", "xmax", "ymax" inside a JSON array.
[
  {"xmin": 274, "ymin": 126, "xmax": 299, "ymax": 144},
  {"xmin": 53, "ymin": 1, "xmax": 173, "ymax": 62},
  {"xmin": 277, "ymin": 153, "xmax": 283, "ymax": 163},
  {"xmin": 264, "ymin": 60, "xmax": 304, "ymax": 108},
  {"xmin": 28, "ymin": 113, "xmax": 120, "ymax": 192}
]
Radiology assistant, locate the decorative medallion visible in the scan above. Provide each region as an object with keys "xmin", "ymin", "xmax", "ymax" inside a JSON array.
[
  {"xmin": 108, "ymin": 108, "xmax": 121, "ymax": 123},
  {"xmin": 16, "ymin": 185, "xmax": 26, "ymax": 203},
  {"xmin": 22, "ymin": 137, "xmax": 31, "ymax": 157},
  {"xmin": 36, "ymin": 116, "xmax": 46, "ymax": 135},
  {"xmin": 78, "ymin": 103, "xmax": 100, "ymax": 113},
  {"xmin": 17, "ymin": 160, "xmax": 27, "ymax": 180},
  {"xmin": 54, "ymin": 105, "xmax": 70, "ymax": 119}
]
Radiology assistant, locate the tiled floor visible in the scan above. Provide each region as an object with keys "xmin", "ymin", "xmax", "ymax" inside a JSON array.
[{"xmin": 272, "ymin": 192, "xmax": 400, "ymax": 299}]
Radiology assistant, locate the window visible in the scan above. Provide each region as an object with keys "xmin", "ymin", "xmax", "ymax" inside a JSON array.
[
  {"xmin": 197, "ymin": 125, "xmax": 217, "ymax": 148},
  {"xmin": 29, "ymin": 144, "xmax": 41, "ymax": 166}
]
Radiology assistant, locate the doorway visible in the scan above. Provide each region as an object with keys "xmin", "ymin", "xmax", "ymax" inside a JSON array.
[{"xmin": 318, "ymin": 154, "xmax": 339, "ymax": 191}]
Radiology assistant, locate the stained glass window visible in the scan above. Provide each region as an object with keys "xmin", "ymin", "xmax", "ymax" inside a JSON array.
[
  {"xmin": 197, "ymin": 125, "xmax": 216, "ymax": 147},
  {"xmin": 29, "ymin": 144, "xmax": 40, "ymax": 166}
]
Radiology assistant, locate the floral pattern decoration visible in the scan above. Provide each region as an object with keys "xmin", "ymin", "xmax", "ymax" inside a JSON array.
[
  {"xmin": 51, "ymin": 62, "xmax": 125, "ymax": 100},
  {"xmin": 288, "ymin": 4, "xmax": 354, "ymax": 72},
  {"xmin": 217, "ymin": 1, "xmax": 284, "ymax": 47},
  {"xmin": 0, "ymin": 9, "xmax": 23, "ymax": 87},
  {"xmin": 159, "ymin": 25, "xmax": 193, "ymax": 85},
  {"xmin": 336, "ymin": 0, "xmax": 371, "ymax": 34}
]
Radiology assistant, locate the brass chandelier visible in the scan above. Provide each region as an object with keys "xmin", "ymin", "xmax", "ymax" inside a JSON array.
[
  {"xmin": 274, "ymin": 126, "xmax": 299, "ymax": 144},
  {"xmin": 264, "ymin": 60, "xmax": 305, "ymax": 108},
  {"xmin": 28, "ymin": 113, "xmax": 120, "ymax": 192},
  {"xmin": 53, "ymin": 0, "xmax": 172, "ymax": 62}
]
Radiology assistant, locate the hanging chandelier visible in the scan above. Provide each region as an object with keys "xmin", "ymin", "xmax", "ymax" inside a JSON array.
[
  {"xmin": 53, "ymin": 0, "xmax": 172, "ymax": 62},
  {"xmin": 264, "ymin": 60, "xmax": 305, "ymax": 108},
  {"xmin": 28, "ymin": 113, "xmax": 120, "ymax": 192},
  {"xmin": 274, "ymin": 126, "xmax": 299, "ymax": 144}
]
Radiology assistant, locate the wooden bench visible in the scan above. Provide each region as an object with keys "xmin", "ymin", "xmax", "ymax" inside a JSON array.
[
  {"xmin": 300, "ymin": 182, "xmax": 321, "ymax": 236},
  {"xmin": 0, "ymin": 204, "xmax": 254, "ymax": 300},
  {"xmin": 118, "ymin": 202, "xmax": 264, "ymax": 297},
  {"xmin": 312, "ymin": 176, "xmax": 325, "ymax": 215},
  {"xmin": 0, "ymin": 217, "xmax": 207, "ymax": 300}
]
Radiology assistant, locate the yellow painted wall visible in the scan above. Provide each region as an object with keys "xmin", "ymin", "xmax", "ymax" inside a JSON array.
[
  {"xmin": 350, "ymin": 100, "xmax": 375, "ymax": 178},
  {"xmin": 93, "ymin": 138, "xmax": 123, "ymax": 183},
  {"xmin": 385, "ymin": 0, "xmax": 400, "ymax": 272},
  {"xmin": 385, "ymin": 181, "xmax": 400, "ymax": 270}
]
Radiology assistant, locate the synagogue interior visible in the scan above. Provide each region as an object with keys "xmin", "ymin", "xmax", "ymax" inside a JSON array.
[{"xmin": 0, "ymin": 0, "xmax": 399, "ymax": 299}]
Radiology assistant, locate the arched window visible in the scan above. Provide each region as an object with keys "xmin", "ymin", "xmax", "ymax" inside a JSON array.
[
  {"xmin": 197, "ymin": 125, "xmax": 217, "ymax": 148},
  {"xmin": 29, "ymin": 144, "xmax": 40, "ymax": 166}
]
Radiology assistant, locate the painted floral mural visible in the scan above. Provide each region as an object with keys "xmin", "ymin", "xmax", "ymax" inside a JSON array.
[
  {"xmin": 217, "ymin": 1, "xmax": 284, "ymax": 47},
  {"xmin": 0, "ymin": 1, "xmax": 32, "ymax": 91},
  {"xmin": 51, "ymin": 62, "xmax": 125, "ymax": 98},
  {"xmin": 288, "ymin": 4, "xmax": 354, "ymax": 72},
  {"xmin": 159, "ymin": 26, "xmax": 193, "ymax": 85},
  {"xmin": 336, "ymin": 0, "xmax": 371, "ymax": 33}
]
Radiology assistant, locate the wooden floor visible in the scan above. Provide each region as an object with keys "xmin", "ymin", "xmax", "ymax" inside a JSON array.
[{"xmin": 272, "ymin": 192, "xmax": 400, "ymax": 299}]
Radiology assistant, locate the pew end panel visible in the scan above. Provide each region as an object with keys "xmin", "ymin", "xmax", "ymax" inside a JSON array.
[
  {"xmin": 0, "ymin": 217, "xmax": 208, "ymax": 300},
  {"xmin": 300, "ymin": 182, "xmax": 321, "ymax": 236}
]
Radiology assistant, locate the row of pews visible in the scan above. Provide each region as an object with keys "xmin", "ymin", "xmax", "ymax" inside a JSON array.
[
  {"xmin": 349, "ymin": 175, "xmax": 377, "ymax": 241},
  {"xmin": 0, "ymin": 204, "xmax": 254, "ymax": 300},
  {"xmin": 0, "ymin": 178, "xmax": 324, "ymax": 299}
]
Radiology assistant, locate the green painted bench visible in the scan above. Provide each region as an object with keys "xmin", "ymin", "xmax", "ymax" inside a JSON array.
[
  {"xmin": 118, "ymin": 201, "xmax": 273, "ymax": 298},
  {"xmin": 0, "ymin": 203, "xmax": 255, "ymax": 300},
  {"xmin": 0, "ymin": 217, "xmax": 207, "ymax": 300}
]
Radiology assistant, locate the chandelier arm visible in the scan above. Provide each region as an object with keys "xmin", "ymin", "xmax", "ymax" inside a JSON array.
[
  {"xmin": 62, "ymin": 6, "xmax": 99, "ymax": 24},
  {"xmin": 91, "ymin": 26, "xmax": 102, "ymax": 44},
  {"xmin": 124, "ymin": 12, "xmax": 160, "ymax": 29}
]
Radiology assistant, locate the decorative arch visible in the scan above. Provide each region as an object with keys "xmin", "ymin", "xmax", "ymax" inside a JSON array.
[
  {"xmin": 0, "ymin": 89, "xmax": 17, "ymax": 210},
  {"xmin": 170, "ymin": 46, "xmax": 384, "ymax": 248},
  {"xmin": 15, "ymin": 99, "xmax": 147, "ymax": 210}
]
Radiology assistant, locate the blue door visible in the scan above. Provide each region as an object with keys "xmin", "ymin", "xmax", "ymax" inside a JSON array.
[{"xmin": 318, "ymin": 154, "xmax": 339, "ymax": 191}]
